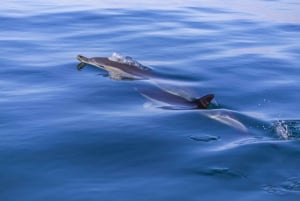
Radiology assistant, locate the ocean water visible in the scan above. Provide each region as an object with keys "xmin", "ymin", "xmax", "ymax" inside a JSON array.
[{"xmin": 1, "ymin": 0, "xmax": 300, "ymax": 200}]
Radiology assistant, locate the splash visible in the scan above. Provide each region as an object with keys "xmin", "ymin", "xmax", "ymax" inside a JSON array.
[
  {"xmin": 272, "ymin": 120, "xmax": 300, "ymax": 140},
  {"xmin": 108, "ymin": 52, "xmax": 151, "ymax": 71}
]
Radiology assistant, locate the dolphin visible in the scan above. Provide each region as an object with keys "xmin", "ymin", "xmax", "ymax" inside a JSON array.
[
  {"xmin": 137, "ymin": 86, "xmax": 249, "ymax": 131},
  {"xmin": 77, "ymin": 53, "xmax": 154, "ymax": 80}
]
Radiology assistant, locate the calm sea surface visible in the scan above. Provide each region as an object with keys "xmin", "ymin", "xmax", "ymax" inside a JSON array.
[{"xmin": 1, "ymin": 0, "xmax": 300, "ymax": 200}]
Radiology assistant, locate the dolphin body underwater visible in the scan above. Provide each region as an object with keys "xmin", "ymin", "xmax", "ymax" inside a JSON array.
[{"xmin": 76, "ymin": 53, "xmax": 298, "ymax": 139}]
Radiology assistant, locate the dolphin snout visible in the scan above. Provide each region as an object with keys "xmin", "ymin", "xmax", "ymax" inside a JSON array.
[{"xmin": 77, "ymin": 55, "xmax": 89, "ymax": 63}]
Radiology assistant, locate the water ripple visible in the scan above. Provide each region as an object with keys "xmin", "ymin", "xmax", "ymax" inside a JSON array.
[{"xmin": 1, "ymin": 1, "xmax": 300, "ymax": 201}]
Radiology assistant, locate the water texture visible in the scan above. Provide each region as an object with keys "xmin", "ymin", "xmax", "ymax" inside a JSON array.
[{"xmin": 1, "ymin": 0, "xmax": 300, "ymax": 200}]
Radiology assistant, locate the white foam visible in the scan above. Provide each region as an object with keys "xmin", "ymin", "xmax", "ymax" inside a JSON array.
[
  {"xmin": 273, "ymin": 120, "xmax": 289, "ymax": 140},
  {"xmin": 108, "ymin": 52, "xmax": 151, "ymax": 70}
]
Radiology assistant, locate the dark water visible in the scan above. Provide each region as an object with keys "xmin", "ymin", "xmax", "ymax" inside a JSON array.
[{"xmin": 1, "ymin": 0, "xmax": 300, "ymax": 200}]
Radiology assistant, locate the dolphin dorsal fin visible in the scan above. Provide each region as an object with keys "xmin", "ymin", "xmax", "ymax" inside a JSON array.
[{"xmin": 196, "ymin": 94, "xmax": 215, "ymax": 109}]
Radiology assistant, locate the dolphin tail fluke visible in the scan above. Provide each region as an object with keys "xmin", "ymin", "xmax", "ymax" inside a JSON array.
[{"xmin": 196, "ymin": 94, "xmax": 215, "ymax": 109}]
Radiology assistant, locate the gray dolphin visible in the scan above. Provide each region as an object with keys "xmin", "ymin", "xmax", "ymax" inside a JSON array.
[
  {"xmin": 137, "ymin": 86, "xmax": 250, "ymax": 131},
  {"xmin": 77, "ymin": 54, "xmax": 154, "ymax": 80}
]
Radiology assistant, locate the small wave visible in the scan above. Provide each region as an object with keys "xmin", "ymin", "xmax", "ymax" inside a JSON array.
[
  {"xmin": 194, "ymin": 167, "xmax": 246, "ymax": 179},
  {"xmin": 262, "ymin": 176, "xmax": 300, "ymax": 195},
  {"xmin": 190, "ymin": 135, "xmax": 220, "ymax": 142}
]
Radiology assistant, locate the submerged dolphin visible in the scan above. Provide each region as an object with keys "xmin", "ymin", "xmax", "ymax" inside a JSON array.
[{"xmin": 77, "ymin": 53, "xmax": 154, "ymax": 80}]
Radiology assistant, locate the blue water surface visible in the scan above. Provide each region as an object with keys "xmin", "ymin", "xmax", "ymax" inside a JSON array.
[{"xmin": 1, "ymin": 0, "xmax": 300, "ymax": 200}]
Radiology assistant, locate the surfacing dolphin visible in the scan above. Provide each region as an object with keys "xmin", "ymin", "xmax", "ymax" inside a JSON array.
[{"xmin": 77, "ymin": 53, "xmax": 154, "ymax": 80}]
